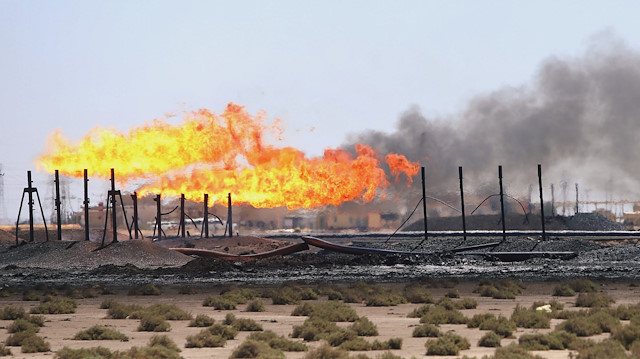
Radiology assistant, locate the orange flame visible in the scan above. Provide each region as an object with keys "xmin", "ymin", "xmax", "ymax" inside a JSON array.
[{"xmin": 37, "ymin": 103, "xmax": 419, "ymax": 209}]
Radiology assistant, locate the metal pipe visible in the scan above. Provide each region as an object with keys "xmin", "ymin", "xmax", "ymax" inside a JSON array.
[
  {"xmin": 421, "ymin": 166, "xmax": 428, "ymax": 242},
  {"xmin": 498, "ymin": 165, "xmax": 506, "ymax": 243},
  {"xmin": 27, "ymin": 171, "xmax": 34, "ymax": 242},
  {"xmin": 204, "ymin": 194, "xmax": 209, "ymax": 238},
  {"xmin": 110, "ymin": 168, "xmax": 117, "ymax": 243},
  {"xmin": 84, "ymin": 169, "xmax": 90, "ymax": 241},
  {"xmin": 575, "ymin": 183, "xmax": 579, "ymax": 214},
  {"xmin": 458, "ymin": 166, "xmax": 467, "ymax": 242},
  {"xmin": 132, "ymin": 192, "xmax": 139, "ymax": 239},
  {"xmin": 227, "ymin": 193, "xmax": 233, "ymax": 237},
  {"xmin": 180, "ymin": 194, "xmax": 185, "ymax": 238},
  {"xmin": 55, "ymin": 170, "xmax": 61, "ymax": 240},
  {"xmin": 538, "ymin": 164, "xmax": 546, "ymax": 241}
]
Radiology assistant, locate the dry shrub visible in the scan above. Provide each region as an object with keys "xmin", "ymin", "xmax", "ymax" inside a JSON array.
[
  {"xmin": 30, "ymin": 296, "xmax": 77, "ymax": 314},
  {"xmin": 479, "ymin": 331, "xmax": 502, "ymax": 347},
  {"xmin": 189, "ymin": 314, "xmax": 215, "ymax": 327},
  {"xmin": 291, "ymin": 301, "xmax": 358, "ymax": 322},
  {"xmin": 128, "ymin": 283, "xmax": 161, "ymax": 296},
  {"xmin": 412, "ymin": 323, "xmax": 440, "ymax": 337},
  {"xmin": 185, "ymin": 330, "xmax": 226, "ymax": 348},
  {"xmin": 575, "ymin": 292, "xmax": 614, "ymax": 308},
  {"xmin": 511, "ymin": 304, "xmax": 551, "ymax": 328},
  {"xmin": 402, "ymin": 283, "xmax": 434, "ymax": 304},
  {"xmin": 72, "ymin": 325, "xmax": 128, "ymax": 341},
  {"xmin": 137, "ymin": 314, "xmax": 170, "ymax": 332},
  {"xmin": 246, "ymin": 299, "xmax": 266, "ymax": 312},
  {"xmin": 425, "ymin": 332, "xmax": 469, "ymax": 355},
  {"xmin": 247, "ymin": 330, "xmax": 307, "ymax": 351},
  {"xmin": 230, "ymin": 339, "xmax": 285, "ymax": 358},
  {"xmin": 349, "ymin": 317, "xmax": 378, "ymax": 336},
  {"xmin": 202, "ymin": 295, "xmax": 236, "ymax": 310}
]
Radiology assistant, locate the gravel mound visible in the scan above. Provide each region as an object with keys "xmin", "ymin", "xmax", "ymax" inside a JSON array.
[
  {"xmin": 567, "ymin": 213, "xmax": 624, "ymax": 231},
  {"xmin": 0, "ymin": 240, "xmax": 192, "ymax": 269}
]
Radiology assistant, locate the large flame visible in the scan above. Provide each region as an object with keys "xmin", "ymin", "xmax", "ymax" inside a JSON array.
[{"xmin": 37, "ymin": 103, "xmax": 419, "ymax": 209}]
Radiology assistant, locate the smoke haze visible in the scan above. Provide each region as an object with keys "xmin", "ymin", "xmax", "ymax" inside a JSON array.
[{"xmin": 345, "ymin": 32, "xmax": 640, "ymax": 201}]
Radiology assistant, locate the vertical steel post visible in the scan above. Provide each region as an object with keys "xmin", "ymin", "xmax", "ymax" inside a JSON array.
[
  {"xmin": 227, "ymin": 193, "xmax": 233, "ymax": 237},
  {"xmin": 83, "ymin": 169, "xmax": 90, "ymax": 241},
  {"xmin": 458, "ymin": 166, "xmax": 467, "ymax": 241},
  {"xmin": 204, "ymin": 194, "xmax": 209, "ymax": 238},
  {"xmin": 110, "ymin": 168, "xmax": 117, "ymax": 243},
  {"xmin": 155, "ymin": 194, "xmax": 162, "ymax": 240},
  {"xmin": 538, "ymin": 164, "xmax": 546, "ymax": 241},
  {"xmin": 132, "ymin": 192, "xmax": 139, "ymax": 239},
  {"xmin": 180, "ymin": 194, "xmax": 186, "ymax": 238},
  {"xmin": 421, "ymin": 166, "xmax": 428, "ymax": 242},
  {"xmin": 27, "ymin": 171, "xmax": 34, "ymax": 242},
  {"xmin": 498, "ymin": 165, "xmax": 506, "ymax": 242},
  {"xmin": 55, "ymin": 170, "xmax": 62, "ymax": 240}
]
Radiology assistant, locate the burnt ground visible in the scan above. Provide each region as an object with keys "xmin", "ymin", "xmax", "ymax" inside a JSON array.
[{"xmin": 1, "ymin": 212, "xmax": 640, "ymax": 287}]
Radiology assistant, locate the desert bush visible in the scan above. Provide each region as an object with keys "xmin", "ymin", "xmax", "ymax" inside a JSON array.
[
  {"xmin": 119, "ymin": 345, "xmax": 181, "ymax": 359},
  {"xmin": 479, "ymin": 331, "xmax": 502, "ymax": 347},
  {"xmin": 372, "ymin": 338, "xmax": 402, "ymax": 350},
  {"xmin": 302, "ymin": 343, "xmax": 349, "ymax": 359},
  {"xmin": 349, "ymin": 317, "xmax": 378, "ymax": 336},
  {"xmin": 558, "ymin": 311, "xmax": 619, "ymax": 337},
  {"xmin": 246, "ymin": 299, "xmax": 266, "ymax": 312},
  {"xmin": 518, "ymin": 333, "xmax": 565, "ymax": 350},
  {"xmin": 419, "ymin": 305, "xmax": 467, "ymax": 325},
  {"xmin": 326, "ymin": 329, "xmax": 357, "ymax": 347},
  {"xmin": 575, "ymin": 339, "xmax": 626, "ymax": 359},
  {"xmin": 575, "ymin": 292, "xmax": 614, "ymax": 308},
  {"xmin": 445, "ymin": 288, "xmax": 460, "ymax": 298},
  {"xmin": 338, "ymin": 337, "xmax": 371, "ymax": 351},
  {"xmin": 477, "ymin": 279, "xmax": 524, "ymax": 299},
  {"xmin": 316, "ymin": 286, "xmax": 344, "ymax": 301},
  {"xmin": 0, "ymin": 287, "xmax": 11, "ymax": 298},
  {"xmin": 553, "ymin": 284, "xmax": 576, "ymax": 296},
  {"xmin": 106, "ymin": 302, "xmax": 144, "ymax": 319},
  {"xmin": 7, "ymin": 318, "xmax": 40, "ymax": 333},
  {"xmin": 425, "ymin": 332, "xmax": 469, "ymax": 355},
  {"xmin": 478, "ymin": 315, "xmax": 517, "ymax": 338},
  {"xmin": 403, "ymin": 283, "xmax": 434, "ymax": 303},
  {"xmin": 248, "ymin": 330, "xmax": 307, "ymax": 351},
  {"xmin": 412, "ymin": 323, "xmax": 441, "ymax": 337},
  {"xmin": 72, "ymin": 325, "xmax": 128, "ymax": 340},
  {"xmin": 203, "ymin": 295, "xmax": 237, "ymax": 310},
  {"xmin": 230, "ymin": 339, "xmax": 285, "ymax": 358},
  {"xmin": 292, "ymin": 301, "xmax": 358, "ymax": 322},
  {"xmin": 467, "ymin": 313, "xmax": 495, "ymax": 328},
  {"xmin": 53, "ymin": 347, "xmax": 103, "ymax": 359},
  {"xmin": 365, "ymin": 288, "xmax": 406, "ymax": 307},
  {"xmin": 128, "ymin": 283, "xmax": 161, "ymax": 296},
  {"xmin": 22, "ymin": 290, "xmax": 40, "ymax": 301},
  {"xmin": 224, "ymin": 313, "xmax": 237, "ymax": 325},
  {"xmin": 292, "ymin": 318, "xmax": 341, "ymax": 341},
  {"xmin": 267, "ymin": 286, "xmax": 302, "ymax": 305},
  {"xmin": 232, "ymin": 317, "xmax": 264, "ymax": 331},
  {"xmin": 137, "ymin": 314, "xmax": 170, "ymax": 332},
  {"xmin": 30, "ymin": 296, "xmax": 77, "ymax": 314},
  {"xmin": 611, "ymin": 302, "xmax": 640, "ymax": 320},
  {"xmin": 511, "ymin": 304, "xmax": 551, "ymax": 328},
  {"xmin": 6, "ymin": 331, "xmax": 38, "ymax": 346},
  {"xmin": 487, "ymin": 343, "xmax": 546, "ymax": 359},
  {"xmin": 612, "ymin": 323, "xmax": 640, "ymax": 349},
  {"xmin": 20, "ymin": 334, "xmax": 50, "ymax": 353},
  {"xmin": 0, "ymin": 345, "xmax": 10, "ymax": 356},
  {"xmin": 0, "ymin": 305, "xmax": 26, "ymax": 320},
  {"xmin": 129, "ymin": 303, "xmax": 192, "ymax": 320},
  {"xmin": 208, "ymin": 323, "xmax": 238, "ymax": 339},
  {"xmin": 221, "ymin": 286, "xmax": 261, "ymax": 304},
  {"xmin": 407, "ymin": 304, "xmax": 431, "ymax": 318},
  {"xmin": 568, "ymin": 279, "xmax": 599, "ymax": 293},
  {"xmin": 185, "ymin": 330, "xmax": 226, "ymax": 348},
  {"xmin": 189, "ymin": 313, "xmax": 215, "ymax": 327},
  {"xmin": 100, "ymin": 298, "xmax": 118, "ymax": 309},
  {"xmin": 457, "ymin": 297, "xmax": 478, "ymax": 309},
  {"xmin": 148, "ymin": 334, "xmax": 180, "ymax": 352}
]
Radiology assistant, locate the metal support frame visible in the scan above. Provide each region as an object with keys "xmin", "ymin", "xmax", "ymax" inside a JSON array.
[
  {"xmin": 538, "ymin": 164, "xmax": 546, "ymax": 241},
  {"xmin": 227, "ymin": 193, "xmax": 233, "ymax": 237},
  {"xmin": 131, "ymin": 192, "xmax": 139, "ymax": 239},
  {"xmin": 203, "ymin": 194, "xmax": 209, "ymax": 238},
  {"xmin": 458, "ymin": 166, "xmax": 467, "ymax": 242},
  {"xmin": 15, "ymin": 171, "xmax": 48, "ymax": 245},
  {"xmin": 421, "ymin": 166, "xmax": 428, "ymax": 242},
  {"xmin": 54, "ymin": 170, "xmax": 62, "ymax": 240},
  {"xmin": 83, "ymin": 169, "xmax": 90, "ymax": 241},
  {"xmin": 498, "ymin": 165, "xmax": 507, "ymax": 243}
]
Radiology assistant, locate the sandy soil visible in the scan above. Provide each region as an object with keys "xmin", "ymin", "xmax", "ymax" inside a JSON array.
[{"xmin": 1, "ymin": 280, "xmax": 638, "ymax": 359}]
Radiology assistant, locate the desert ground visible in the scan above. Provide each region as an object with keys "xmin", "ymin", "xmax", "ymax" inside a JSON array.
[{"xmin": 0, "ymin": 279, "xmax": 638, "ymax": 359}]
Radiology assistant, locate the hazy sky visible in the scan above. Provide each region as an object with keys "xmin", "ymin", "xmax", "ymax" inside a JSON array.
[{"xmin": 2, "ymin": 0, "xmax": 640, "ymax": 222}]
